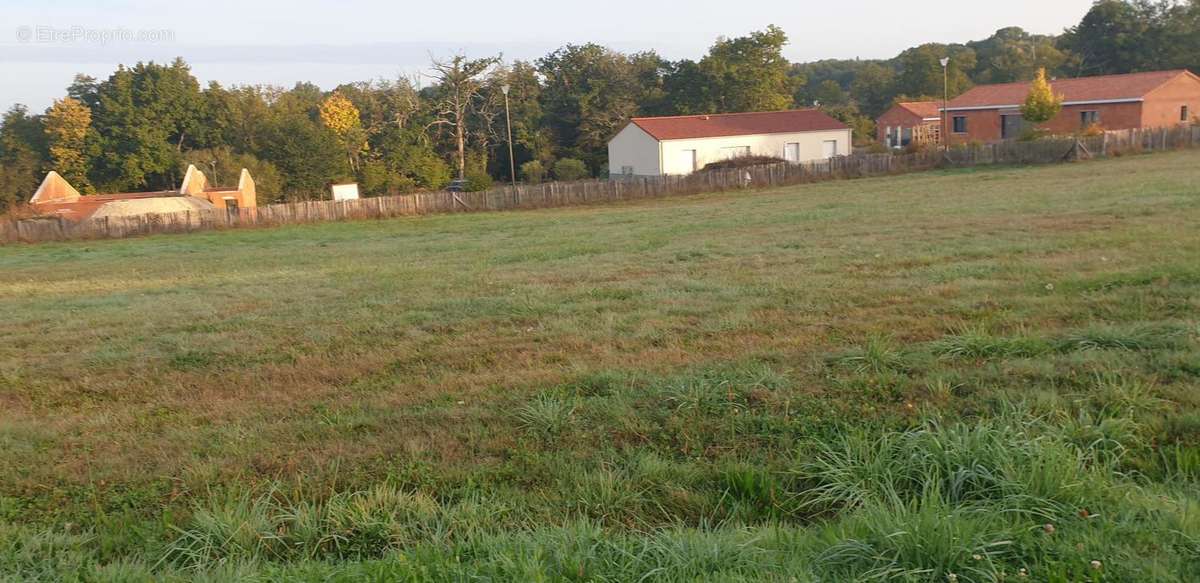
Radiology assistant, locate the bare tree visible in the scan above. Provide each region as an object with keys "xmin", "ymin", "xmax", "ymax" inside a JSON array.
[{"xmin": 426, "ymin": 54, "xmax": 501, "ymax": 181}]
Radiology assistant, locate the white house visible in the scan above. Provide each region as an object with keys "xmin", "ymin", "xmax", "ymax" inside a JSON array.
[{"xmin": 607, "ymin": 109, "xmax": 852, "ymax": 177}]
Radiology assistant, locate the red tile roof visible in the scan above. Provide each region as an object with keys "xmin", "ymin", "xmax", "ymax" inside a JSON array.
[
  {"xmin": 896, "ymin": 102, "xmax": 941, "ymax": 119},
  {"xmin": 629, "ymin": 109, "xmax": 848, "ymax": 141},
  {"xmin": 947, "ymin": 70, "xmax": 1196, "ymax": 110}
]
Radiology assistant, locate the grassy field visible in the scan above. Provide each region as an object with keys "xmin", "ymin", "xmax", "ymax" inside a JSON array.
[{"xmin": 2, "ymin": 151, "xmax": 1199, "ymax": 581}]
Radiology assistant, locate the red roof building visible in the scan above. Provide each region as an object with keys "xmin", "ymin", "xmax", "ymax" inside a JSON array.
[
  {"xmin": 942, "ymin": 69, "xmax": 1200, "ymax": 143},
  {"xmin": 609, "ymin": 110, "xmax": 851, "ymax": 177},
  {"xmin": 629, "ymin": 110, "xmax": 848, "ymax": 141},
  {"xmin": 876, "ymin": 101, "xmax": 943, "ymax": 148}
]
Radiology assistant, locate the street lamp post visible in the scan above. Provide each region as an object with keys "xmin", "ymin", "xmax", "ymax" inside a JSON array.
[
  {"xmin": 500, "ymin": 84, "xmax": 517, "ymax": 190},
  {"xmin": 940, "ymin": 57, "xmax": 950, "ymax": 150}
]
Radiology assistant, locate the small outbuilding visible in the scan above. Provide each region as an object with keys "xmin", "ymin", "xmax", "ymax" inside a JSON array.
[
  {"xmin": 607, "ymin": 109, "xmax": 851, "ymax": 178},
  {"xmin": 876, "ymin": 101, "xmax": 942, "ymax": 148}
]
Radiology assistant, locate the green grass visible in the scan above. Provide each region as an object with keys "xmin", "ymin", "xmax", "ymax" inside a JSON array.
[{"xmin": 2, "ymin": 151, "xmax": 1200, "ymax": 580}]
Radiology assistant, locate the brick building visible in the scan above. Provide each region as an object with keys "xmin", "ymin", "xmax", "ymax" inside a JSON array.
[
  {"xmin": 876, "ymin": 101, "xmax": 942, "ymax": 148},
  {"xmin": 943, "ymin": 70, "xmax": 1199, "ymax": 144}
]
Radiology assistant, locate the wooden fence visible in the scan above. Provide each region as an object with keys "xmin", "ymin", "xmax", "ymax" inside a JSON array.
[{"xmin": 3, "ymin": 126, "xmax": 1198, "ymax": 245}]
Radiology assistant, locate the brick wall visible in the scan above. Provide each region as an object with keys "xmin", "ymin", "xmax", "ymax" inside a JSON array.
[
  {"xmin": 946, "ymin": 102, "xmax": 1144, "ymax": 144},
  {"xmin": 1142, "ymin": 73, "xmax": 1200, "ymax": 128},
  {"xmin": 875, "ymin": 107, "xmax": 926, "ymax": 142}
]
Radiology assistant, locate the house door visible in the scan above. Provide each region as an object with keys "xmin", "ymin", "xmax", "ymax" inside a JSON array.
[
  {"xmin": 784, "ymin": 143, "xmax": 800, "ymax": 163},
  {"xmin": 822, "ymin": 140, "xmax": 839, "ymax": 158},
  {"xmin": 1001, "ymin": 115, "xmax": 1025, "ymax": 140},
  {"xmin": 677, "ymin": 149, "xmax": 697, "ymax": 174}
]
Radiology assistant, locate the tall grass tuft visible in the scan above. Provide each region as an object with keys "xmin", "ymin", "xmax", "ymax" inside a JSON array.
[
  {"xmin": 516, "ymin": 394, "xmax": 577, "ymax": 437},
  {"xmin": 161, "ymin": 484, "xmax": 472, "ymax": 569},
  {"xmin": 1057, "ymin": 324, "xmax": 1188, "ymax": 353},
  {"xmin": 831, "ymin": 335, "xmax": 909, "ymax": 374},
  {"xmin": 793, "ymin": 416, "xmax": 1097, "ymax": 520},
  {"xmin": 931, "ymin": 325, "xmax": 1051, "ymax": 359}
]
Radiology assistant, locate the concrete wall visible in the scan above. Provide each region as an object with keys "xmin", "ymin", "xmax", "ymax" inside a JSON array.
[
  {"xmin": 657, "ymin": 130, "xmax": 851, "ymax": 175},
  {"xmin": 608, "ymin": 124, "xmax": 661, "ymax": 177}
]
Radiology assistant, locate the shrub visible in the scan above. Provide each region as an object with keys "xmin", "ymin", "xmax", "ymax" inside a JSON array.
[
  {"xmin": 552, "ymin": 158, "xmax": 589, "ymax": 182},
  {"xmin": 464, "ymin": 170, "xmax": 494, "ymax": 192},
  {"xmin": 702, "ymin": 155, "xmax": 786, "ymax": 171},
  {"xmin": 1018, "ymin": 127, "xmax": 1050, "ymax": 142},
  {"xmin": 520, "ymin": 160, "xmax": 547, "ymax": 184}
]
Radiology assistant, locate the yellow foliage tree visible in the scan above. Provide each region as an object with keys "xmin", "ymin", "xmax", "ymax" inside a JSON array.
[
  {"xmin": 319, "ymin": 93, "xmax": 368, "ymax": 172},
  {"xmin": 1020, "ymin": 68, "xmax": 1063, "ymax": 126},
  {"xmin": 44, "ymin": 97, "xmax": 94, "ymax": 193}
]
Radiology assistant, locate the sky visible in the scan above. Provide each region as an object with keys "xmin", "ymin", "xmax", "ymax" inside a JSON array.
[{"xmin": 0, "ymin": 0, "xmax": 1097, "ymax": 111}]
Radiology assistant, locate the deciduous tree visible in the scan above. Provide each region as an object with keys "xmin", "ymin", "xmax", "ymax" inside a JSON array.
[
  {"xmin": 1021, "ymin": 68, "xmax": 1064, "ymax": 126},
  {"xmin": 427, "ymin": 55, "xmax": 501, "ymax": 181},
  {"xmin": 319, "ymin": 92, "xmax": 368, "ymax": 173},
  {"xmin": 43, "ymin": 97, "xmax": 95, "ymax": 192},
  {"xmin": 696, "ymin": 26, "xmax": 795, "ymax": 113}
]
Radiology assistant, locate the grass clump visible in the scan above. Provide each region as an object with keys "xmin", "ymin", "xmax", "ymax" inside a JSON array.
[
  {"xmin": 161, "ymin": 484, "xmax": 493, "ymax": 569},
  {"xmin": 516, "ymin": 394, "xmax": 578, "ymax": 438},
  {"xmin": 793, "ymin": 416, "xmax": 1094, "ymax": 520},
  {"xmin": 831, "ymin": 335, "xmax": 910, "ymax": 374},
  {"xmin": 1057, "ymin": 324, "xmax": 1189, "ymax": 353},
  {"xmin": 931, "ymin": 325, "xmax": 1051, "ymax": 359}
]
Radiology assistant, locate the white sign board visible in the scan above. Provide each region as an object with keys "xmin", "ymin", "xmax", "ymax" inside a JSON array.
[{"xmin": 331, "ymin": 183, "xmax": 360, "ymax": 201}]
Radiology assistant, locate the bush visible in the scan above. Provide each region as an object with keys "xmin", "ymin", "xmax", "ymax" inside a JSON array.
[
  {"xmin": 520, "ymin": 160, "xmax": 547, "ymax": 184},
  {"xmin": 1018, "ymin": 127, "xmax": 1050, "ymax": 142},
  {"xmin": 360, "ymin": 159, "xmax": 418, "ymax": 196},
  {"xmin": 180, "ymin": 147, "xmax": 285, "ymax": 204},
  {"xmin": 701, "ymin": 155, "xmax": 786, "ymax": 171},
  {"xmin": 464, "ymin": 170, "xmax": 494, "ymax": 192},
  {"xmin": 552, "ymin": 158, "xmax": 589, "ymax": 182}
]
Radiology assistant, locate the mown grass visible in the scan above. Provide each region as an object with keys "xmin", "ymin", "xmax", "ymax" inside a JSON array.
[{"xmin": 1, "ymin": 151, "xmax": 1199, "ymax": 580}]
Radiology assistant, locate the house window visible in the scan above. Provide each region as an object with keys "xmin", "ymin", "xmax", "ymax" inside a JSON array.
[
  {"xmin": 952, "ymin": 116, "xmax": 967, "ymax": 134},
  {"xmin": 1183, "ymin": 106, "xmax": 1190, "ymax": 122},
  {"xmin": 784, "ymin": 143, "xmax": 800, "ymax": 163},
  {"xmin": 1080, "ymin": 110, "xmax": 1100, "ymax": 127},
  {"xmin": 621, "ymin": 166, "xmax": 634, "ymax": 176}
]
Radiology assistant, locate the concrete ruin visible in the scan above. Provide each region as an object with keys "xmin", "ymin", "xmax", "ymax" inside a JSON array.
[{"xmin": 29, "ymin": 166, "xmax": 256, "ymax": 222}]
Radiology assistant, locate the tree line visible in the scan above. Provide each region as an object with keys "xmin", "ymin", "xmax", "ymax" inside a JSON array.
[{"xmin": 1, "ymin": 0, "xmax": 1197, "ymax": 211}]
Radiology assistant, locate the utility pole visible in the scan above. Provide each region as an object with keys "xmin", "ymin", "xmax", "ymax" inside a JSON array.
[
  {"xmin": 940, "ymin": 57, "xmax": 950, "ymax": 150},
  {"xmin": 501, "ymin": 84, "xmax": 517, "ymax": 189}
]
